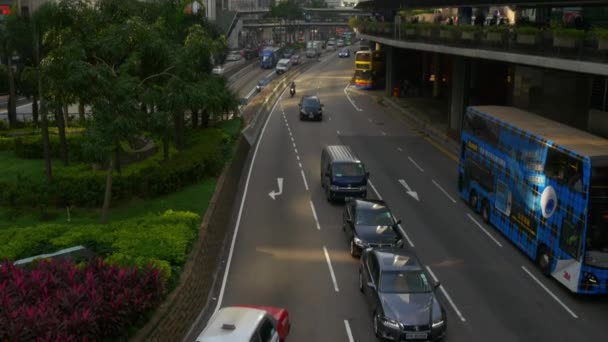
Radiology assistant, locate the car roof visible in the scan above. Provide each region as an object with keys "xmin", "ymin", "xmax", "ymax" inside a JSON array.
[
  {"xmin": 196, "ymin": 307, "xmax": 266, "ymax": 342},
  {"xmin": 301, "ymin": 95, "xmax": 319, "ymax": 101},
  {"xmin": 258, "ymin": 78, "xmax": 270, "ymax": 84},
  {"xmin": 278, "ymin": 58, "xmax": 290, "ymax": 63},
  {"xmin": 324, "ymin": 145, "xmax": 361, "ymax": 163},
  {"xmin": 354, "ymin": 199, "xmax": 388, "ymax": 210},
  {"xmin": 372, "ymin": 248, "xmax": 423, "ymax": 272}
]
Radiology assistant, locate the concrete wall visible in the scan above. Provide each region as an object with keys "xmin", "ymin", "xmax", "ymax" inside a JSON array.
[
  {"xmin": 588, "ymin": 109, "xmax": 608, "ymax": 138},
  {"xmin": 512, "ymin": 66, "xmax": 592, "ymax": 130}
]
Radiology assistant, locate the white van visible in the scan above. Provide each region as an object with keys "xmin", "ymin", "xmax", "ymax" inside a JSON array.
[{"xmin": 275, "ymin": 58, "xmax": 291, "ymax": 75}]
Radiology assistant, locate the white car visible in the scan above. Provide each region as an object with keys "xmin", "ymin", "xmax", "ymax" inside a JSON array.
[
  {"xmin": 196, "ymin": 305, "xmax": 290, "ymax": 342},
  {"xmin": 226, "ymin": 51, "xmax": 241, "ymax": 62},
  {"xmin": 275, "ymin": 58, "xmax": 291, "ymax": 75},
  {"xmin": 212, "ymin": 65, "xmax": 225, "ymax": 75}
]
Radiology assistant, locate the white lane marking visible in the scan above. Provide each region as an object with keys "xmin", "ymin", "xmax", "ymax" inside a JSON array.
[
  {"xmin": 294, "ymin": 148, "xmax": 298, "ymax": 155},
  {"xmin": 381, "ymin": 131, "xmax": 387, "ymax": 136},
  {"xmin": 466, "ymin": 213, "xmax": 503, "ymax": 248},
  {"xmin": 245, "ymin": 86, "xmax": 257, "ymax": 99},
  {"xmin": 329, "ymin": 116, "xmax": 332, "ymax": 121},
  {"xmin": 408, "ymin": 156, "xmax": 424, "ymax": 173},
  {"xmin": 343, "ymin": 83, "xmax": 363, "ymax": 112},
  {"xmin": 432, "ymin": 179, "xmax": 457, "ymax": 203},
  {"xmin": 425, "ymin": 266, "xmax": 466, "ymax": 323},
  {"xmin": 521, "ymin": 266, "xmax": 579, "ymax": 319},
  {"xmin": 213, "ymin": 84, "xmax": 287, "ymax": 315},
  {"xmin": 296, "ymin": 155, "xmax": 300, "ymax": 161},
  {"xmin": 344, "ymin": 320, "xmax": 354, "ymax": 342},
  {"xmin": 368, "ymin": 118, "xmax": 372, "ymax": 123},
  {"xmin": 310, "ymin": 201, "xmax": 321, "ymax": 230},
  {"xmin": 397, "ymin": 147, "xmax": 403, "ymax": 152},
  {"xmin": 323, "ymin": 246, "xmax": 340, "ymax": 292},
  {"xmin": 292, "ymin": 142, "xmax": 296, "ymax": 149},
  {"xmin": 301, "ymin": 169, "xmax": 309, "ymax": 191},
  {"xmin": 337, "ymin": 130, "xmax": 341, "ymax": 135},
  {"xmin": 397, "ymin": 223, "xmax": 415, "ymax": 247},
  {"xmin": 367, "ymin": 179, "xmax": 383, "ymax": 200},
  {"xmin": 298, "ymin": 162, "xmax": 302, "ymax": 168}
]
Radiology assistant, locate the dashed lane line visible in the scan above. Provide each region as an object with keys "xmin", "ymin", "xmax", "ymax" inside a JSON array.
[
  {"xmin": 521, "ymin": 266, "xmax": 578, "ymax": 319},
  {"xmin": 425, "ymin": 266, "xmax": 466, "ymax": 323},
  {"xmin": 344, "ymin": 320, "xmax": 354, "ymax": 342},
  {"xmin": 301, "ymin": 169, "xmax": 309, "ymax": 191},
  {"xmin": 432, "ymin": 179, "xmax": 457, "ymax": 203},
  {"xmin": 367, "ymin": 180, "xmax": 383, "ymax": 201},
  {"xmin": 310, "ymin": 200, "xmax": 321, "ymax": 230},
  {"xmin": 323, "ymin": 246, "xmax": 340, "ymax": 292},
  {"xmin": 408, "ymin": 156, "xmax": 424, "ymax": 173},
  {"xmin": 466, "ymin": 213, "xmax": 503, "ymax": 248}
]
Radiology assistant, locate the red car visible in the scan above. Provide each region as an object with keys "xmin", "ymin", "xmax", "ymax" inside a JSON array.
[
  {"xmin": 289, "ymin": 54, "xmax": 301, "ymax": 66},
  {"xmin": 196, "ymin": 305, "xmax": 291, "ymax": 342}
]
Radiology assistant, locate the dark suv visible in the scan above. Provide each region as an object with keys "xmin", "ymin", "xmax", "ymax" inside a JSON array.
[
  {"xmin": 360, "ymin": 248, "xmax": 447, "ymax": 341},
  {"xmin": 343, "ymin": 199, "xmax": 403, "ymax": 257},
  {"xmin": 298, "ymin": 95, "xmax": 323, "ymax": 121}
]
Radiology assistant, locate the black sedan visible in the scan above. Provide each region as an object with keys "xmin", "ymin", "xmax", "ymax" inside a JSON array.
[
  {"xmin": 343, "ymin": 199, "xmax": 403, "ymax": 257},
  {"xmin": 338, "ymin": 48, "xmax": 350, "ymax": 58},
  {"xmin": 359, "ymin": 248, "xmax": 447, "ymax": 341},
  {"xmin": 298, "ymin": 95, "xmax": 323, "ymax": 121}
]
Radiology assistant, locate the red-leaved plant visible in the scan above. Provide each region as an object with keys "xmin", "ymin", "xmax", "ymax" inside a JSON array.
[{"xmin": 0, "ymin": 258, "xmax": 166, "ymax": 341}]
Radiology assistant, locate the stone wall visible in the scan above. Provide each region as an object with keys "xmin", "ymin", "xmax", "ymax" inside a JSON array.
[{"xmin": 132, "ymin": 136, "xmax": 251, "ymax": 342}]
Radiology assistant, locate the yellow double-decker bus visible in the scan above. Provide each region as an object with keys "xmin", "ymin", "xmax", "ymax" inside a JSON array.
[{"xmin": 354, "ymin": 50, "xmax": 385, "ymax": 89}]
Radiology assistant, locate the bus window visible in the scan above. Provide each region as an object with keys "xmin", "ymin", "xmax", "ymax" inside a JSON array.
[
  {"xmin": 545, "ymin": 147, "xmax": 584, "ymax": 192},
  {"xmin": 463, "ymin": 111, "xmax": 499, "ymax": 148}
]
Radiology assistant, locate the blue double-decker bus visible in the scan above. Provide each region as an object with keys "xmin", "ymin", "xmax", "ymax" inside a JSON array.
[{"xmin": 458, "ymin": 106, "xmax": 608, "ymax": 294}]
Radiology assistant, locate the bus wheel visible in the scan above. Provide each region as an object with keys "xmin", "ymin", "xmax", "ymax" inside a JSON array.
[
  {"xmin": 536, "ymin": 246, "xmax": 553, "ymax": 276},
  {"xmin": 481, "ymin": 200, "xmax": 490, "ymax": 223},
  {"xmin": 469, "ymin": 190, "xmax": 478, "ymax": 211}
]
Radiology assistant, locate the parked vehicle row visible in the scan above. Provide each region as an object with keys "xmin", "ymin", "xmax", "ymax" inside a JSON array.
[{"xmin": 320, "ymin": 144, "xmax": 448, "ymax": 341}]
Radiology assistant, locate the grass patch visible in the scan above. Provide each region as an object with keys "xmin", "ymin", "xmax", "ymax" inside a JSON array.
[
  {"xmin": 0, "ymin": 151, "xmax": 74, "ymax": 183},
  {"xmin": 0, "ymin": 178, "xmax": 217, "ymax": 229}
]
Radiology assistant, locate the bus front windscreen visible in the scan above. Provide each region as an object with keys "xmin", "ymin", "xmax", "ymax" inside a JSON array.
[{"xmin": 586, "ymin": 166, "xmax": 608, "ymax": 268}]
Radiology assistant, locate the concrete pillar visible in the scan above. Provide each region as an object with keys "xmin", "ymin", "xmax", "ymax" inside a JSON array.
[
  {"xmin": 385, "ymin": 46, "xmax": 397, "ymax": 96},
  {"xmin": 432, "ymin": 53, "xmax": 440, "ymax": 98},
  {"xmin": 449, "ymin": 56, "xmax": 470, "ymax": 134},
  {"xmin": 459, "ymin": 7, "xmax": 473, "ymax": 25}
]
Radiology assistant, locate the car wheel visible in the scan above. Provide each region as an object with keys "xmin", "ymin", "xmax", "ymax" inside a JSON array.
[
  {"xmin": 373, "ymin": 311, "xmax": 380, "ymax": 337},
  {"xmin": 350, "ymin": 239, "xmax": 358, "ymax": 258},
  {"xmin": 481, "ymin": 200, "xmax": 490, "ymax": 223},
  {"xmin": 326, "ymin": 187, "xmax": 332, "ymax": 202},
  {"xmin": 299, "ymin": 114, "xmax": 304, "ymax": 121},
  {"xmin": 469, "ymin": 190, "xmax": 478, "ymax": 211},
  {"xmin": 537, "ymin": 246, "xmax": 553, "ymax": 276},
  {"xmin": 359, "ymin": 269, "xmax": 364, "ymax": 293}
]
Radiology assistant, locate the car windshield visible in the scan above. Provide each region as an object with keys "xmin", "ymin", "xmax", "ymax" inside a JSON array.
[
  {"xmin": 302, "ymin": 97, "xmax": 320, "ymax": 109},
  {"xmin": 278, "ymin": 62, "xmax": 288, "ymax": 67},
  {"xmin": 380, "ymin": 270, "xmax": 432, "ymax": 293},
  {"xmin": 332, "ymin": 162, "xmax": 364, "ymax": 178},
  {"xmin": 258, "ymin": 79, "xmax": 269, "ymax": 86},
  {"xmin": 356, "ymin": 206, "xmax": 394, "ymax": 226}
]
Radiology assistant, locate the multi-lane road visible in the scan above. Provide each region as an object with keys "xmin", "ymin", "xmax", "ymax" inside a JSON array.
[{"xmin": 192, "ymin": 48, "xmax": 608, "ymax": 341}]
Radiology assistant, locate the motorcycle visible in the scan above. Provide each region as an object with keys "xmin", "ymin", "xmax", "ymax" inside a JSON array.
[{"xmin": 290, "ymin": 87, "xmax": 296, "ymax": 97}]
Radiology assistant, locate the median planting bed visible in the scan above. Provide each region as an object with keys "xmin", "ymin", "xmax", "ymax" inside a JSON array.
[{"xmin": 0, "ymin": 118, "xmax": 243, "ymax": 339}]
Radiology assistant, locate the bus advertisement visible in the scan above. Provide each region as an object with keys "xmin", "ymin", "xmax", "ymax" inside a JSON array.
[
  {"xmin": 354, "ymin": 50, "xmax": 385, "ymax": 90},
  {"xmin": 458, "ymin": 105, "xmax": 608, "ymax": 294}
]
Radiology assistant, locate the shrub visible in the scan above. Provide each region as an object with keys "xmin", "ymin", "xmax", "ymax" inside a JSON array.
[
  {"xmin": 0, "ymin": 120, "xmax": 8, "ymax": 131},
  {"xmin": 515, "ymin": 26, "xmax": 540, "ymax": 35},
  {"xmin": 13, "ymin": 133, "xmax": 88, "ymax": 161},
  {"xmin": 0, "ymin": 210, "xmax": 200, "ymax": 281},
  {"xmin": 592, "ymin": 28, "xmax": 608, "ymax": 40},
  {"xmin": 485, "ymin": 25, "xmax": 509, "ymax": 33},
  {"xmin": 0, "ymin": 258, "xmax": 166, "ymax": 340},
  {"xmin": 0, "ymin": 136, "xmax": 14, "ymax": 151},
  {"xmin": 457, "ymin": 25, "xmax": 481, "ymax": 33}
]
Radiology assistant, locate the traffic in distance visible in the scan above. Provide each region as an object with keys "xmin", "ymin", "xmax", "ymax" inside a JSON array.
[{"xmin": 199, "ymin": 30, "xmax": 608, "ymax": 342}]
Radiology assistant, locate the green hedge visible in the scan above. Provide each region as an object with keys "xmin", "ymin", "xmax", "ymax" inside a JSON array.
[
  {"xmin": 0, "ymin": 136, "xmax": 14, "ymax": 151},
  {"xmin": 1, "ymin": 121, "xmax": 240, "ymax": 208},
  {"xmin": 14, "ymin": 134, "xmax": 88, "ymax": 162},
  {"xmin": 0, "ymin": 210, "xmax": 200, "ymax": 279}
]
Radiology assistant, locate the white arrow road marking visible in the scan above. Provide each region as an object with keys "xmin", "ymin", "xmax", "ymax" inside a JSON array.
[
  {"xmin": 398, "ymin": 179, "xmax": 419, "ymax": 201},
  {"xmin": 268, "ymin": 177, "xmax": 284, "ymax": 200}
]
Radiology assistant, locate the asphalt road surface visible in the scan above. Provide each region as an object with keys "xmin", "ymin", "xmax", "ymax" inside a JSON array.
[{"xmin": 195, "ymin": 48, "xmax": 608, "ymax": 341}]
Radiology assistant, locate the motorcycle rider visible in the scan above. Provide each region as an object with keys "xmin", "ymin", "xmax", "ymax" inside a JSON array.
[{"xmin": 290, "ymin": 82, "xmax": 296, "ymax": 96}]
